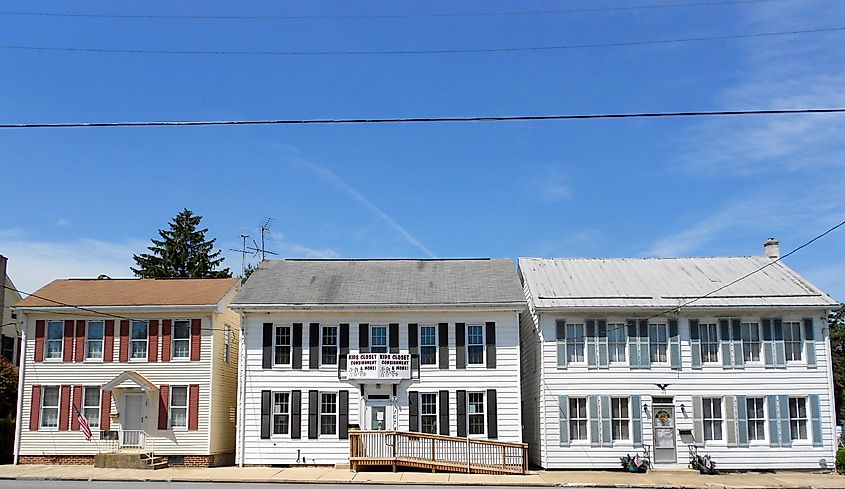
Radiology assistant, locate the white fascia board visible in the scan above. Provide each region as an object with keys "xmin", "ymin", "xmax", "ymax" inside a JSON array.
[
  {"xmin": 16, "ymin": 304, "xmax": 218, "ymax": 314},
  {"xmin": 534, "ymin": 304, "xmax": 834, "ymax": 314},
  {"xmin": 230, "ymin": 302, "xmax": 526, "ymax": 313}
]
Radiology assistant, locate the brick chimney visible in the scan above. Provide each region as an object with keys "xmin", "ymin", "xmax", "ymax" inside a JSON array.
[{"xmin": 764, "ymin": 238, "xmax": 780, "ymax": 259}]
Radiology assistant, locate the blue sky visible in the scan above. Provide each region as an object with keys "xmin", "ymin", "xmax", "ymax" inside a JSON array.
[{"xmin": 1, "ymin": 0, "xmax": 844, "ymax": 302}]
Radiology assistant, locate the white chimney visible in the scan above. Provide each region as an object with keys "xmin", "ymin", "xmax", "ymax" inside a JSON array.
[{"xmin": 764, "ymin": 238, "xmax": 780, "ymax": 259}]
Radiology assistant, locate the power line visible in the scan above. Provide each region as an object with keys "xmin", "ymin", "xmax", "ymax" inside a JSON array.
[
  {"xmin": 0, "ymin": 0, "xmax": 783, "ymax": 21},
  {"xmin": 2, "ymin": 108, "xmax": 844, "ymax": 130},
  {"xmin": 1, "ymin": 26, "xmax": 842, "ymax": 57}
]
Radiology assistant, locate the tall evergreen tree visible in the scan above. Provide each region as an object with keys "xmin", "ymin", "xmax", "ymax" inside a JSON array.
[
  {"xmin": 132, "ymin": 209, "xmax": 231, "ymax": 278},
  {"xmin": 829, "ymin": 305, "xmax": 845, "ymax": 423}
]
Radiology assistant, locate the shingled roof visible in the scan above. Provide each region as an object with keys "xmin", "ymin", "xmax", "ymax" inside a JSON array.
[{"xmin": 232, "ymin": 259, "xmax": 524, "ymax": 308}]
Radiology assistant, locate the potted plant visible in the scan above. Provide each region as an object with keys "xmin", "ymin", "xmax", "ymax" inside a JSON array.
[{"xmin": 620, "ymin": 454, "xmax": 648, "ymax": 473}]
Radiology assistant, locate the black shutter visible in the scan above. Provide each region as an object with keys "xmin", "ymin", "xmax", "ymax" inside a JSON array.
[
  {"xmin": 260, "ymin": 390, "xmax": 271, "ymax": 439},
  {"xmin": 408, "ymin": 391, "xmax": 419, "ymax": 432},
  {"xmin": 487, "ymin": 389, "xmax": 498, "ymax": 439},
  {"xmin": 359, "ymin": 324, "xmax": 369, "ymax": 353},
  {"xmin": 455, "ymin": 323, "xmax": 466, "ymax": 369},
  {"xmin": 262, "ymin": 323, "xmax": 273, "ymax": 369},
  {"xmin": 389, "ymin": 323, "xmax": 400, "ymax": 353},
  {"xmin": 439, "ymin": 390, "xmax": 450, "ymax": 435},
  {"xmin": 308, "ymin": 390, "xmax": 318, "ymax": 439},
  {"xmin": 409, "ymin": 324, "xmax": 419, "ymax": 372},
  {"xmin": 291, "ymin": 390, "xmax": 301, "ymax": 439},
  {"xmin": 485, "ymin": 322, "xmax": 497, "ymax": 368},
  {"xmin": 438, "ymin": 323, "xmax": 449, "ymax": 369},
  {"xmin": 292, "ymin": 323, "xmax": 303, "ymax": 369},
  {"xmin": 309, "ymin": 323, "xmax": 320, "ymax": 369},
  {"xmin": 339, "ymin": 323, "xmax": 349, "ymax": 370},
  {"xmin": 339, "ymin": 390, "xmax": 349, "ymax": 439},
  {"xmin": 456, "ymin": 390, "xmax": 467, "ymax": 437}
]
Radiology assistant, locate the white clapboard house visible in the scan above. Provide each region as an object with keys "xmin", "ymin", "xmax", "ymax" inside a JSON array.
[
  {"xmin": 231, "ymin": 259, "xmax": 527, "ymax": 469},
  {"xmin": 13, "ymin": 277, "xmax": 240, "ymax": 467},
  {"xmin": 519, "ymin": 239, "xmax": 839, "ymax": 470}
]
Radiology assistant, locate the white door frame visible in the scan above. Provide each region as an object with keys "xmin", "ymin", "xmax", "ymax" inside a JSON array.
[
  {"xmin": 120, "ymin": 392, "xmax": 146, "ymax": 449},
  {"xmin": 365, "ymin": 401, "xmax": 395, "ymax": 430}
]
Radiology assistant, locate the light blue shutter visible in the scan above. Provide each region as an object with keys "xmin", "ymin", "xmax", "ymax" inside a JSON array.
[
  {"xmin": 559, "ymin": 395, "xmax": 570, "ymax": 447},
  {"xmin": 692, "ymin": 396, "xmax": 704, "ymax": 447},
  {"xmin": 804, "ymin": 319, "xmax": 817, "ymax": 368},
  {"xmin": 669, "ymin": 319, "xmax": 681, "ymax": 371},
  {"xmin": 588, "ymin": 395, "xmax": 600, "ymax": 447},
  {"xmin": 638, "ymin": 320, "xmax": 651, "ymax": 370},
  {"xmin": 586, "ymin": 320, "xmax": 597, "ymax": 369},
  {"xmin": 778, "ymin": 395, "xmax": 791, "ymax": 448},
  {"xmin": 725, "ymin": 395, "xmax": 737, "ymax": 447},
  {"xmin": 600, "ymin": 395, "xmax": 612, "ymax": 447},
  {"xmin": 810, "ymin": 394, "xmax": 822, "ymax": 447},
  {"xmin": 762, "ymin": 319, "xmax": 774, "ymax": 368},
  {"xmin": 631, "ymin": 395, "xmax": 643, "ymax": 448},
  {"xmin": 773, "ymin": 319, "xmax": 787, "ymax": 368},
  {"xmin": 767, "ymin": 396, "xmax": 780, "ymax": 447},
  {"xmin": 720, "ymin": 319, "xmax": 732, "ymax": 369},
  {"xmin": 556, "ymin": 320, "xmax": 568, "ymax": 369},
  {"xmin": 736, "ymin": 395, "xmax": 749, "ymax": 447},
  {"xmin": 690, "ymin": 319, "xmax": 702, "ymax": 370},
  {"xmin": 597, "ymin": 320, "xmax": 609, "ymax": 368},
  {"xmin": 731, "ymin": 318, "xmax": 744, "ymax": 369},
  {"xmin": 627, "ymin": 320, "xmax": 640, "ymax": 368}
]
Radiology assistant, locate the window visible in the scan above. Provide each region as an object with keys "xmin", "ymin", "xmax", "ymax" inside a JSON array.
[
  {"xmin": 467, "ymin": 325, "xmax": 484, "ymax": 365},
  {"xmin": 566, "ymin": 323, "xmax": 585, "ymax": 363},
  {"xmin": 699, "ymin": 323, "xmax": 719, "ymax": 363},
  {"xmin": 611, "ymin": 397, "xmax": 629, "ymax": 440},
  {"xmin": 371, "ymin": 326, "xmax": 388, "ymax": 354},
  {"xmin": 702, "ymin": 398, "xmax": 723, "ymax": 441},
  {"xmin": 789, "ymin": 397, "xmax": 808, "ymax": 440},
  {"xmin": 172, "ymin": 320, "xmax": 191, "ymax": 359},
  {"xmin": 224, "ymin": 325, "xmax": 231, "ymax": 364},
  {"xmin": 420, "ymin": 393, "xmax": 438, "ymax": 434},
  {"xmin": 747, "ymin": 397, "xmax": 765, "ymax": 441},
  {"xmin": 86, "ymin": 321, "xmax": 104, "ymax": 360},
  {"xmin": 569, "ymin": 397, "xmax": 588, "ymax": 441},
  {"xmin": 320, "ymin": 393, "xmax": 337, "ymax": 435},
  {"xmin": 170, "ymin": 386, "xmax": 188, "ymax": 430},
  {"xmin": 467, "ymin": 392, "xmax": 485, "ymax": 435},
  {"xmin": 741, "ymin": 322, "xmax": 761, "ymax": 362},
  {"xmin": 321, "ymin": 326, "xmax": 338, "ymax": 365},
  {"xmin": 649, "ymin": 323, "xmax": 668, "ymax": 363},
  {"xmin": 40, "ymin": 386, "xmax": 60, "ymax": 430},
  {"xmin": 130, "ymin": 320, "xmax": 148, "ymax": 359},
  {"xmin": 83, "ymin": 387, "xmax": 101, "ymax": 428},
  {"xmin": 607, "ymin": 324, "xmax": 626, "ymax": 363},
  {"xmin": 420, "ymin": 325, "xmax": 437, "ymax": 365},
  {"xmin": 274, "ymin": 326, "xmax": 291, "ymax": 365},
  {"xmin": 273, "ymin": 392, "xmax": 290, "ymax": 435},
  {"xmin": 46, "ymin": 321, "xmax": 63, "ymax": 360},
  {"xmin": 783, "ymin": 322, "xmax": 803, "ymax": 362}
]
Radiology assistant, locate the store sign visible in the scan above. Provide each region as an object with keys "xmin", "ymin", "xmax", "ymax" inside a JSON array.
[{"xmin": 347, "ymin": 353, "xmax": 411, "ymax": 381}]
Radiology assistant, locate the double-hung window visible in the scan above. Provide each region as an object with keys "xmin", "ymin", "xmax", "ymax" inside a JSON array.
[
  {"xmin": 172, "ymin": 320, "xmax": 191, "ymax": 359},
  {"xmin": 273, "ymin": 392, "xmax": 290, "ymax": 435},
  {"xmin": 702, "ymin": 398, "xmax": 723, "ymax": 441},
  {"xmin": 86, "ymin": 321, "xmax": 104, "ymax": 360},
  {"xmin": 467, "ymin": 392, "xmax": 485, "ymax": 435},
  {"xmin": 783, "ymin": 322, "xmax": 803, "ymax": 362},
  {"xmin": 170, "ymin": 386, "xmax": 188, "ymax": 430},
  {"xmin": 741, "ymin": 322, "xmax": 761, "ymax": 362},
  {"xmin": 699, "ymin": 323, "xmax": 719, "ymax": 363},
  {"xmin": 83, "ymin": 387, "xmax": 101, "ymax": 428},
  {"xmin": 607, "ymin": 324, "xmax": 626, "ymax": 363},
  {"xmin": 320, "ymin": 393, "xmax": 337, "ymax": 435},
  {"xmin": 130, "ymin": 321, "xmax": 148, "ymax": 360},
  {"xmin": 569, "ymin": 397, "xmax": 588, "ymax": 441},
  {"xmin": 371, "ymin": 326, "xmax": 388, "ymax": 354},
  {"xmin": 746, "ymin": 397, "xmax": 765, "ymax": 441},
  {"xmin": 789, "ymin": 397, "xmax": 808, "ymax": 440},
  {"xmin": 420, "ymin": 325, "xmax": 437, "ymax": 365},
  {"xmin": 420, "ymin": 393, "xmax": 438, "ymax": 434},
  {"xmin": 566, "ymin": 323, "xmax": 585, "ymax": 363},
  {"xmin": 649, "ymin": 323, "xmax": 668, "ymax": 364},
  {"xmin": 274, "ymin": 326, "xmax": 291, "ymax": 365},
  {"xmin": 45, "ymin": 321, "xmax": 63, "ymax": 360},
  {"xmin": 40, "ymin": 386, "xmax": 60, "ymax": 430},
  {"xmin": 611, "ymin": 397, "xmax": 629, "ymax": 440},
  {"xmin": 467, "ymin": 325, "xmax": 484, "ymax": 365},
  {"xmin": 321, "ymin": 326, "xmax": 338, "ymax": 365}
]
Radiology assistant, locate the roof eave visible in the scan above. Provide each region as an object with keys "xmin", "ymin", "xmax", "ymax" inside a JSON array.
[
  {"xmin": 230, "ymin": 301, "xmax": 526, "ymax": 312},
  {"xmin": 15, "ymin": 304, "xmax": 219, "ymax": 314}
]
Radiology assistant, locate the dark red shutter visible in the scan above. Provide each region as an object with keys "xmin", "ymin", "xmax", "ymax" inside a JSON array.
[
  {"xmin": 188, "ymin": 384, "xmax": 200, "ymax": 431},
  {"xmin": 148, "ymin": 320, "xmax": 159, "ymax": 362},
  {"xmin": 34, "ymin": 320, "xmax": 45, "ymax": 362},
  {"xmin": 158, "ymin": 385, "xmax": 169, "ymax": 430},
  {"xmin": 30, "ymin": 385, "xmax": 41, "ymax": 431},
  {"xmin": 103, "ymin": 320, "xmax": 115, "ymax": 362},
  {"xmin": 190, "ymin": 319, "xmax": 201, "ymax": 361},
  {"xmin": 71, "ymin": 385, "xmax": 83, "ymax": 430},
  {"xmin": 59, "ymin": 385, "xmax": 71, "ymax": 431},
  {"xmin": 74, "ymin": 320, "xmax": 85, "ymax": 363},
  {"xmin": 119, "ymin": 320, "xmax": 129, "ymax": 362},
  {"xmin": 101, "ymin": 390, "xmax": 112, "ymax": 430},
  {"xmin": 161, "ymin": 320, "xmax": 172, "ymax": 362},
  {"xmin": 63, "ymin": 320, "xmax": 74, "ymax": 362}
]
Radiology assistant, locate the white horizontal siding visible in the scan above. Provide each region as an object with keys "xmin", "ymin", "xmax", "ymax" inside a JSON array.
[{"xmin": 518, "ymin": 273, "xmax": 543, "ymax": 467}]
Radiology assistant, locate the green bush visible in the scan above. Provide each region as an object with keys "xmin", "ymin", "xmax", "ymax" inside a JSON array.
[
  {"xmin": 0, "ymin": 418, "xmax": 14, "ymax": 464},
  {"xmin": 836, "ymin": 447, "xmax": 845, "ymax": 474}
]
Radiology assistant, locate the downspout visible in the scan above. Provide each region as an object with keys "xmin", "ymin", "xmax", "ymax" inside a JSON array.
[
  {"xmin": 13, "ymin": 315, "xmax": 26, "ymax": 465},
  {"xmin": 237, "ymin": 312, "xmax": 247, "ymax": 467}
]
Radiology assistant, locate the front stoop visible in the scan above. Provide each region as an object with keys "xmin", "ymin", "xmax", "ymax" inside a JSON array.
[{"xmin": 94, "ymin": 452, "xmax": 169, "ymax": 470}]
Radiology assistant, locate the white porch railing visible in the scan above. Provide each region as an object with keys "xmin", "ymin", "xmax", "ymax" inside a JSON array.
[{"xmin": 98, "ymin": 430, "xmax": 153, "ymax": 454}]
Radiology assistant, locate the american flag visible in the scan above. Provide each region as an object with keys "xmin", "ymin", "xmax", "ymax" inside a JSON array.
[{"xmin": 74, "ymin": 404, "xmax": 93, "ymax": 441}]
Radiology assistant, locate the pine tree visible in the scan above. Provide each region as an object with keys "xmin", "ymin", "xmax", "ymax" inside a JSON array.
[
  {"xmin": 132, "ymin": 209, "xmax": 231, "ymax": 278},
  {"xmin": 829, "ymin": 306, "xmax": 845, "ymax": 423}
]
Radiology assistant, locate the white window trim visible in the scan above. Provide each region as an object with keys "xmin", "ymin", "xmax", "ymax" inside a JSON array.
[
  {"xmin": 419, "ymin": 392, "xmax": 438, "ymax": 434},
  {"xmin": 82, "ymin": 386, "xmax": 102, "ymax": 430},
  {"xmin": 370, "ymin": 325, "xmax": 389, "ymax": 354},
  {"xmin": 45, "ymin": 320, "xmax": 64, "ymax": 362},
  {"xmin": 171, "ymin": 319, "xmax": 192, "ymax": 361},
  {"xmin": 466, "ymin": 391, "xmax": 486, "ymax": 438},
  {"xmin": 702, "ymin": 397, "xmax": 724, "ymax": 443},
  {"xmin": 320, "ymin": 325, "xmax": 339, "ymax": 367},
  {"xmin": 569, "ymin": 397, "xmax": 589, "ymax": 442},
  {"xmin": 466, "ymin": 324, "xmax": 485, "ymax": 367},
  {"xmin": 273, "ymin": 325, "xmax": 293, "ymax": 367},
  {"xmin": 562, "ymin": 322, "xmax": 587, "ymax": 366},
  {"xmin": 319, "ymin": 391, "xmax": 338, "ymax": 438},
  {"xmin": 699, "ymin": 322, "xmax": 720, "ymax": 365},
  {"xmin": 169, "ymin": 385, "xmax": 189, "ymax": 431},
  {"xmin": 419, "ymin": 325, "xmax": 438, "ymax": 367},
  {"xmin": 271, "ymin": 391, "xmax": 291, "ymax": 438},
  {"xmin": 782, "ymin": 321, "xmax": 804, "ymax": 365},
  {"xmin": 129, "ymin": 320, "xmax": 149, "ymax": 362},
  {"xmin": 746, "ymin": 397, "xmax": 767, "ymax": 444},
  {"xmin": 788, "ymin": 396, "xmax": 810, "ymax": 442},
  {"xmin": 40, "ymin": 385, "xmax": 60, "ymax": 431},
  {"xmin": 741, "ymin": 321, "xmax": 763, "ymax": 365},
  {"xmin": 606, "ymin": 323, "xmax": 627, "ymax": 366},
  {"xmin": 85, "ymin": 320, "xmax": 105, "ymax": 362},
  {"xmin": 610, "ymin": 396, "xmax": 631, "ymax": 443},
  {"xmin": 648, "ymin": 323, "xmax": 669, "ymax": 365}
]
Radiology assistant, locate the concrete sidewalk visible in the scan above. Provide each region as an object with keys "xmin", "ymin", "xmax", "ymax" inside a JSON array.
[{"xmin": 0, "ymin": 464, "xmax": 844, "ymax": 488}]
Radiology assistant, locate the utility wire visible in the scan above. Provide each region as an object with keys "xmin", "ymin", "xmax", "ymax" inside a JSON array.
[
  {"xmin": 0, "ymin": 0, "xmax": 783, "ymax": 21},
  {"xmin": 2, "ymin": 108, "xmax": 844, "ymax": 130},
  {"xmin": 1, "ymin": 26, "xmax": 842, "ymax": 57}
]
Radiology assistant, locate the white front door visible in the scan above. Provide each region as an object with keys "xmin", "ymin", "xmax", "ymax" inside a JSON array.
[{"xmin": 121, "ymin": 393, "xmax": 145, "ymax": 448}]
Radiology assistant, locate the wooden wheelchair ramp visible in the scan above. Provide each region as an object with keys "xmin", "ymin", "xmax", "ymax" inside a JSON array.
[{"xmin": 349, "ymin": 430, "xmax": 528, "ymax": 475}]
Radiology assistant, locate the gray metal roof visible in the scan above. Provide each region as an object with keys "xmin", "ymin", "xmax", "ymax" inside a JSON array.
[
  {"xmin": 519, "ymin": 256, "xmax": 838, "ymax": 310},
  {"xmin": 233, "ymin": 259, "xmax": 525, "ymax": 307}
]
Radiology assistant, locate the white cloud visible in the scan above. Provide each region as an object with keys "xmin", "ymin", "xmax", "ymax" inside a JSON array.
[{"xmin": 521, "ymin": 165, "xmax": 574, "ymax": 203}]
